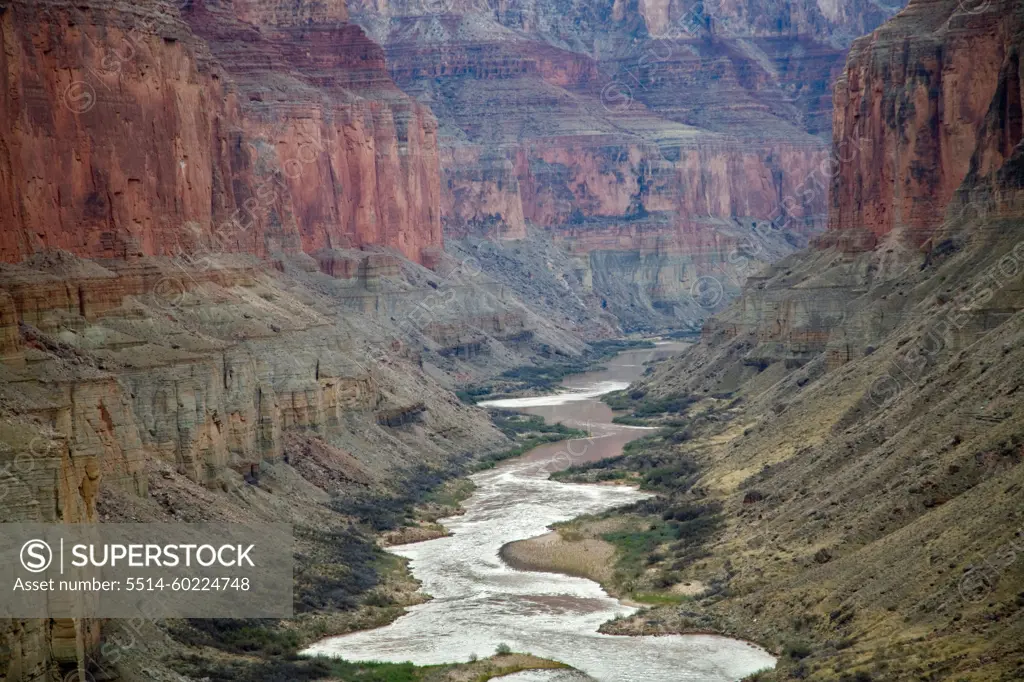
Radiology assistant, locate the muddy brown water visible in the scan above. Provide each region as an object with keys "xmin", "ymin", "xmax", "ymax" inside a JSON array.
[{"xmin": 304, "ymin": 341, "xmax": 775, "ymax": 680}]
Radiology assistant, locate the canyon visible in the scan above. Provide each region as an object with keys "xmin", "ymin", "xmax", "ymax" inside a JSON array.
[{"xmin": 2, "ymin": 0, "xmax": 1017, "ymax": 679}]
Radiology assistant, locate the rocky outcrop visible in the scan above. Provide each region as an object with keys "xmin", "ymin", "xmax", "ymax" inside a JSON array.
[
  {"xmin": 701, "ymin": 0, "xmax": 1024, "ymax": 368},
  {"xmin": 0, "ymin": 245, "xmax": 557, "ymax": 678}
]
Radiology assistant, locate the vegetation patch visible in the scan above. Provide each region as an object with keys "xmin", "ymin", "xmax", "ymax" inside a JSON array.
[
  {"xmin": 550, "ymin": 424, "xmax": 723, "ymax": 596},
  {"xmin": 601, "ymin": 500, "xmax": 723, "ymax": 588},
  {"xmin": 171, "ymin": 652, "xmax": 570, "ymax": 682},
  {"xmin": 474, "ymin": 411, "xmax": 587, "ymax": 470},
  {"xmin": 457, "ymin": 339, "xmax": 655, "ymax": 403},
  {"xmin": 553, "ymin": 426, "xmax": 700, "ymax": 494},
  {"xmin": 603, "ymin": 390, "xmax": 699, "ymax": 423}
]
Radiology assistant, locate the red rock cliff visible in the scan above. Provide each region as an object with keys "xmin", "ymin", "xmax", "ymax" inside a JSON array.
[
  {"xmin": 0, "ymin": 0, "xmax": 442, "ymax": 265},
  {"xmin": 702, "ymin": 0, "xmax": 1024, "ymax": 367},
  {"xmin": 827, "ymin": 0, "xmax": 1024, "ymax": 247}
]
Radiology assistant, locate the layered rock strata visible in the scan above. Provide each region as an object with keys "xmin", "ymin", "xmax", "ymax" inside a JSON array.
[
  {"xmin": 0, "ymin": 242, "xmax": 600, "ymax": 679},
  {"xmin": 346, "ymin": 0, "xmax": 905, "ymax": 328},
  {"xmin": 698, "ymin": 0, "xmax": 1024, "ymax": 366},
  {"xmin": 827, "ymin": 0, "xmax": 1024, "ymax": 248},
  {"xmin": 0, "ymin": 1, "xmax": 606, "ymax": 677}
]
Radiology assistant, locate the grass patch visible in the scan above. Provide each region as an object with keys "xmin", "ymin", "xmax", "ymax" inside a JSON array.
[
  {"xmin": 631, "ymin": 592, "xmax": 694, "ymax": 606},
  {"xmin": 598, "ymin": 501, "xmax": 724, "ymax": 592},
  {"xmin": 422, "ymin": 478, "xmax": 476, "ymax": 511}
]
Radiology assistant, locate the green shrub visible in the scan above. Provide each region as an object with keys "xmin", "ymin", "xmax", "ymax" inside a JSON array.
[{"xmin": 784, "ymin": 640, "xmax": 813, "ymax": 660}]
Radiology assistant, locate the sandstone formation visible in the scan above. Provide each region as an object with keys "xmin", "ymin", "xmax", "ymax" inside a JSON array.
[
  {"xmin": 698, "ymin": 0, "xmax": 1024, "ymax": 366},
  {"xmin": 0, "ymin": 1, "xmax": 604, "ymax": 677},
  {"xmin": 1, "ymin": 0, "xmax": 1001, "ymax": 678},
  {"xmin": 0, "ymin": 242, "xmax": 603, "ymax": 679},
  {"xmin": 827, "ymin": 0, "xmax": 1024, "ymax": 248}
]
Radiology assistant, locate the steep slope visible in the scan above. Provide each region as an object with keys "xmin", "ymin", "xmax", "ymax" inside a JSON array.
[
  {"xmin": 346, "ymin": 0, "xmax": 905, "ymax": 330},
  {"xmin": 557, "ymin": 0, "xmax": 1024, "ymax": 679}
]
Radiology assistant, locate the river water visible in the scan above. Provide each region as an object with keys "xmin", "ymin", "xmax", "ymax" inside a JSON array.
[{"xmin": 304, "ymin": 342, "xmax": 775, "ymax": 680}]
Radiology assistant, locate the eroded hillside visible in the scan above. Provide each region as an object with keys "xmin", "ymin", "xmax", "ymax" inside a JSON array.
[{"xmin": 554, "ymin": 0, "xmax": 1024, "ymax": 678}]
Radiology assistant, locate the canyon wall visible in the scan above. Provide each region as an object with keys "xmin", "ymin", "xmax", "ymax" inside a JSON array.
[
  {"xmin": 0, "ymin": 1, "xmax": 601, "ymax": 678},
  {"xmin": 607, "ymin": 2, "xmax": 1024, "ymax": 678},
  {"xmin": 0, "ymin": 0, "xmax": 441, "ymax": 265},
  {"xmin": 702, "ymin": 0, "xmax": 1024, "ymax": 368},
  {"xmin": 827, "ymin": 0, "xmax": 1024, "ymax": 248},
  {"xmin": 0, "ymin": 247, "xmax": 531, "ymax": 679},
  {"xmin": 347, "ymin": 0, "xmax": 904, "ymax": 329}
]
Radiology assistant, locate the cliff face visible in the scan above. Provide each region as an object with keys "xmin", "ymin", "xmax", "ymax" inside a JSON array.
[
  {"xmin": 0, "ymin": 0, "xmax": 441, "ymax": 265},
  {"xmin": 0, "ymin": 2, "xmax": 609, "ymax": 678},
  {"xmin": 711, "ymin": 0, "xmax": 1024, "ymax": 367},
  {"xmin": 0, "ymin": 248, "xmax": 523, "ymax": 679},
  {"xmin": 184, "ymin": 0, "xmax": 444, "ymax": 262},
  {"xmin": 347, "ymin": 0, "xmax": 904, "ymax": 329},
  {"xmin": 826, "ymin": 0, "xmax": 1024, "ymax": 248}
]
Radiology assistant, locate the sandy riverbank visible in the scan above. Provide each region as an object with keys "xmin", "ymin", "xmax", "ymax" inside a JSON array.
[{"xmin": 500, "ymin": 531, "xmax": 617, "ymax": 585}]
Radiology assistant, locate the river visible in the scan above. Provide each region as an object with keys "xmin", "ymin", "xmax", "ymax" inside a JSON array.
[{"xmin": 304, "ymin": 341, "xmax": 775, "ymax": 680}]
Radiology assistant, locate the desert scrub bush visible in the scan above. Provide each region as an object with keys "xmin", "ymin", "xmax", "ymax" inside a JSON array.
[
  {"xmin": 423, "ymin": 478, "xmax": 476, "ymax": 510},
  {"xmin": 474, "ymin": 412, "xmax": 587, "ymax": 470},
  {"xmin": 551, "ymin": 427, "xmax": 699, "ymax": 491},
  {"xmin": 603, "ymin": 392, "xmax": 699, "ymax": 420},
  {"xmin": 167, "ymin": 619, "xmax": 302, "ymax": 657},
  {"xmin": 602, "ymin": 390, "xmax": 633, "ymax": 410},
  {"xmin": 495, "ymin": 643, "xmax": 512, "ymax": 655},
  {"xmin": 783, "ymin": 640, "xmax": 813, "ymax": 660},
  {"xmin": 292, "ymin": 524, "xmax": 382, "ymax": 612},
  {"xmin": 299, "ymin": 461, "xmax": 475, "ymax": 612},
  {"xmin": 489, "ymin": 411, "xmax": 585, "ymax": 439},
  {"xmin": 611, "ymin": 415, "xmax": 648, "ymax": 425},
  {"xmin": 600, "ymin": 499, "xmax": 723, "ymax": 580},
  {"xmin": 330, "ymin": 461, "xmax": 469, "ymax": 530},
  {"xmin": 456, "ymin": 385, "xmax": 493, "ymax": 403},
  {"xmin": 642, "ymin": 459, "xmax": 701, "ymax": 493},
  {"xmin": 602, "ymin": 521, "xmax": 683, "ymax": 584},
  {"xmin": 458, "ymin": 339, "xmax": 655, "ymax": 404}
]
